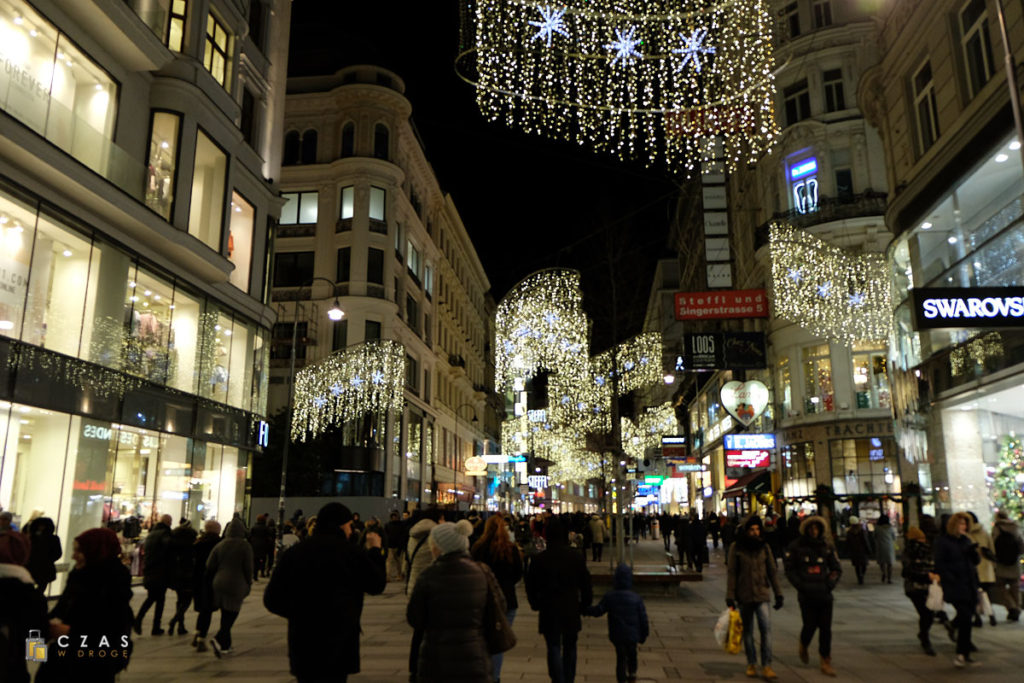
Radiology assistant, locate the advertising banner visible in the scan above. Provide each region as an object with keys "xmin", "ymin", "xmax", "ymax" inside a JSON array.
[{"xmin": 674, "ymin": 289, "xmax": 768, "ymax": 320}]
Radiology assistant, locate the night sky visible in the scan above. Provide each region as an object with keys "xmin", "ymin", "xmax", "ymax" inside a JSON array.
[{"xmin": 288, "ymin": 1, "xmax": 683, "ymax": 350}]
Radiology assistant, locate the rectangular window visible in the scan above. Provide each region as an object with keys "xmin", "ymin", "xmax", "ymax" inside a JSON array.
[
  {"xmin": 332, "ymin": 319, "xmax": 347, "ymax": 351},
  {"xmin": 394, "ymin": 222, "xmax": 403, "ymax": 256},
  {"xmin": 823, "ymin": 69, "xmax": 845, "ymax": 112},
  {"xmin": 812, "ymin": 0, "xmax": 832, "ymax": 28},
  {"xmin": 168, "ymin": 0, "xmax": 186, "ymax": 51},
  {"xmin": 248, "ymin": 0, "xmax": 266, "ymax": 51},
  {"xmin": 424, "ymin": 263, "xmax": 434, "ymax": 296},
  {"xmin": 336, "ymin": 247, "xmax": 350, "ymax": 282},
  {"xmin": 784, "ymin": 2, "xmax": 800, "ymax": 38},
  {"xmin": 228, "ymin": 191, "xmax": 254, "ymax": 291},
  {"xmin": 960, "ymin": 0, "xmax": 994, "ymax": 99},
  {"xmin": 365, "ymin": 320, "xmax": 381, "ymax": 342},
  {"xmin": 271, "ymin": 321, "xmax": 307, "ymax": 360},
  {"xmin": 203, "ymin": 13, "xmax": 231, "ymax": 87},
  {"xmin": 835, "ymin": 168, "xmax": 853, "ymax": 199},
  {"xmin": 406, "ymin": 240, "xmax": 421, "ymax": 279},
  {"xmin": 777, "ymin": 357, "xmax": 792, "ymax": 418},
  {"xmin": 240, "ymin": 87, "xmax": 258, "ymax": 149},
  {"xmin": 852, "ymin": 343, "xmax": 891, "ymax": 410},
  {"xmin": 367, "ymin": 247, "xmax": 384, "ymax": 284},
  {"xmin": 340, "ymin": 186, "xmax": 354, "ymax": 220},
  {"xmin": 802, "ymin": 344, "xmax": 834, "ymax": 414},
  {"xmin": 369, "ymin": 186, "xmax": 386, "ymax": 221},
  {"xmin": 273, "ymin": 251, "xmax": 314, "ymax": 287},
  {"xmin": 423, "ymin": 369, "xmax": 431, "ymax": 404},
  {"xmin": 405, "ymin": 353, "xmax": 420, "ymax": 392},
  {"xmin": 146, "ymin": 111, "xmax": 180, "ymax": 220},
  {"xmin": 913, "ymin": 60, "xmax": 940, "ymax": 153},
  {"xmin": 280, "ymin": 191, "xmax": 318, "ymax": 225},
  {"xmin": 784, "ymin": 79, "xmax": 812, "ymax": 126},
  {"xmin": 406, "ymin": 294, "xmax": 419, "ymax": 334},
  {"xmin": 188, "ymin": 130, "xmax": 227, "ymax": 251},
  {"xmin": 829, "ymin": 437, "xmax": 900, "ymax": 496},
  {"xmin": 424, "ymin": 313, "xmax": 431, "ymax": 346}
]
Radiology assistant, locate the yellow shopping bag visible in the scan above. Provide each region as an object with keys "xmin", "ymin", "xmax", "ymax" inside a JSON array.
[{"xmin": 726, "ymin": 608, "xmax": 743, "ymax": 654}]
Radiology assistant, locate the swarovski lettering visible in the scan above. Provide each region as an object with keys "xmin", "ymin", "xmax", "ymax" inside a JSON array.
[{"xmin": 922, "ymin": 296, "xmax": 1024, "ymax": 320}]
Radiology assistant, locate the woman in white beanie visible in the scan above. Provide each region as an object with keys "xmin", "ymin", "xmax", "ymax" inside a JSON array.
[{"xmin": 407, "ymin": 520, "xmax": 497, "ymax": 682}]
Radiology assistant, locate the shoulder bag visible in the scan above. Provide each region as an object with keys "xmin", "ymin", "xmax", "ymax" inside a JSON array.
[{"xmin": 476, "ymin": 560, "xmax": 517, "ymax": 654}]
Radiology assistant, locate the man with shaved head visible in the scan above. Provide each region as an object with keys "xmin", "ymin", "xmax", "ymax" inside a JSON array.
[{"xmin": 134, "ymin": 513, "xmax": 174, "ymax": 635}]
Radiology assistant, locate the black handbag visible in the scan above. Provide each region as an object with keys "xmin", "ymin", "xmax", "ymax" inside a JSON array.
[{"xmin": 476, "ymin": 561, "xmax": 517, "ymax": 654}]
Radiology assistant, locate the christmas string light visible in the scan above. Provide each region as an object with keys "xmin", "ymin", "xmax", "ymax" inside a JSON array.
[
  {"xmin": 456, "ymin": 0, "xmax": 778, "ymax": 173},
  {"xmin": 769, "ymin": 223, "xmax": 891, "ymax": 345},
  {"xmin": 621, "ymin": 402, "xmax": 677, "ymax": 462},
  {"xmin": 291, "ymin": 340, "xmax": 405, "ymax": 441}
]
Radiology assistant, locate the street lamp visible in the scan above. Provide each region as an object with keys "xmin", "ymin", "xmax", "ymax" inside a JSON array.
[
  {"xmin": 432, "ymin": 402, "xmax": 478, "ymax": 508},
  {"xmin": 278, "ymin": 276, "xmax": 345, "ymax": 541}
]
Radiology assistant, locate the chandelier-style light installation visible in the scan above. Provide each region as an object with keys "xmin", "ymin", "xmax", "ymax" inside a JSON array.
[
  {"xmin": 456, "ymin": 0, "xmax": 778, "ymax": 172},
  {"xmin": 291, "ymin": 340, "xmax": 406, "ymax": 441},
  {"xmin": 496, "ymin": 269, "xmax": 665, "ymax": 482},
  {"xmin": 769, "ymin": 223, "xmax": 891, "ymax": 345},
  {"xmin": 621, "ymin": 402, "xmax": 677, "ymax": 463}
]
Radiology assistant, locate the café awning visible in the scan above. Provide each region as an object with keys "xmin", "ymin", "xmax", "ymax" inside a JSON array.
[{"xmin": 722, "ymin": 469, "xmax": 771, "ymax": 498}]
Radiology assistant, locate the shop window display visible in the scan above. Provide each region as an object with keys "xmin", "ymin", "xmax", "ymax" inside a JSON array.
[
  {"xmin": 781, "ymin": 441, "xmax": 816, "ymax": 499},
  {"xmin": 146, "ymin": 112, "xmax": 180, "ymax": 220},
  {"xmin": 123, "ymin": 268, "xmax": 175, "ymax": 384},
  {"xmin": 228, "ymin": 192, "xmax": 254, "ymax": 291},
  {"xmin": 829, "ymin": 437, "xmax": 900, "ymax": 497},
  {"xmin": 0, "ymin": 190, "xmax": 43, "ymax": 337},
  {"xmin": 188, "ymin": 130, "xmax": 227, "ymax": 252},
  {"xmin": 777, "ymin": 357, "xmax": 792, "ymax": 418},
  {"xmin": 803, "ymin": 344, "xmax": 834, "ymax": 413},
  {"xmin": 852, "ymin": 343, "xmax": 891, "ymax": 409}
]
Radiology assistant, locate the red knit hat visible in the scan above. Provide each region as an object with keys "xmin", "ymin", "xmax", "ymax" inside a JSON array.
[
  {"xmin": 75, "ymin": 528, "xmax": 121, "ymax": 565},
  {"xmin": 0, "ymin": 530, "xmax": 30, "ymax": 565}
]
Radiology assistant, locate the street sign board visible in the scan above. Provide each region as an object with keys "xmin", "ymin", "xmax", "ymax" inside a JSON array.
[
  {"xmin": 723, "ymin": 433, "xmax": 776, "ymax": 450},
  {"xmin": 725, "ymin": 449, "xmax": 771, "ymax": 469},
  {"xmin": 677, "ymin": 332, "xmax": 767, "ymax": 371}
]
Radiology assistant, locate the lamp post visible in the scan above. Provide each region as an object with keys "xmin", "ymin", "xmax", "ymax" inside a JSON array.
[
  {"xmin": 437, "ymin": 402, "xmax": 478, "ymax": 509},
  {"xmin": 278, "ymin": 276, "xmax": 345, "ymax": 541}
]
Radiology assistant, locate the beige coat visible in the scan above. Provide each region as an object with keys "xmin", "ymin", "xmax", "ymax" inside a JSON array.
[
  {"xmin": 588, "ymin": 517, "xmax": 608, "ymax": 544},
  {"xmin": 969, "ymin": 522, "xmax": 996, "ymax": 584}
]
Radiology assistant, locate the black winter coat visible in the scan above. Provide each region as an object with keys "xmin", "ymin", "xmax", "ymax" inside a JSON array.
[
  {"xmin": 192, "ymin": 532, "xmax": 220, "ymax": 612},
  {"xmin": 264, "ymin": 533, "xmax": 386, "ymax": 678},
  {"xmin": 407, "ymin": 551, "xmax": 492, "ymax": 683},
  {"xmin": 168, "ymin": 524, "xmax": 198, "ymax": 590},
  {"xmin": 902, "ymin": 538, "xmax": 935, "ymax": 594},
  {"xmin": 933, "ymin": 533, "xmax": 979, "ymax": 604},
  {"xmin": 784, "ymin": 535, "xmax": 841, "ymax": 601},
  {"xmin": 142, "ymin": 522, "xmax": 172, "ymax": 588},
  {"xmin": 0, "ymin": 566, "xmax": 48, "ymax": 683},
  {"xmin": 525, "ymin": 542, "xmax": 593, "ymax": 635},
  {"xmin": 36, "ymin": 559, "xmax": 134, "ymax": 683},
  {"xmin": 249, "ymin": 522, "xmax": 272, "ymax": 558},
  {"xmin": 588, "ymin": 564, "xmax": 649, "ymax": 644},
  {"xmin": 845, "ymin": 526, "xmax": 872, "ymax": 565},
  {"xmin": 472, "ymin": 540, "xmax": 523, "ymax": 610},
  {"xmin": 385, "ymin": 519, "xmax": 408, "ymax": 550},
  {"xmin": 25, "ymin": 521, "xmax": 61, "ymax": 588}
]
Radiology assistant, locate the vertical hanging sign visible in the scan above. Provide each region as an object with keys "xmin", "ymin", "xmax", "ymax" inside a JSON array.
[{"xmin": 702, "ymin": 139, "xmax": 732, "ymax": 288}]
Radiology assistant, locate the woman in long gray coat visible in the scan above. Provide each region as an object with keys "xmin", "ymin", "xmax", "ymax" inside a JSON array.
[
  {"xmin": 873, "ymin": 514, "xmax": 897, "ymax": 584},
  {"xmin": 206, "ymin": 519, "xmax": 253, "ymax": 656}
]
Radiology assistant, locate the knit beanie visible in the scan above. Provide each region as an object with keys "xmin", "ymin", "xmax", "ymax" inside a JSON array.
[
  {"xmin": 430, "ymin": 520, "xmax": 473, "ymax": 555},
  {"xmin": 848, "ymin": 516, "xmax": 860, "ymax": 525},
  {"xmin": 315, "ymin": 502, "xmax": 354, "ymax": 536},
  {"xmin": 743, "ymin": 515, "xmax": 763, "ymax": 533}
]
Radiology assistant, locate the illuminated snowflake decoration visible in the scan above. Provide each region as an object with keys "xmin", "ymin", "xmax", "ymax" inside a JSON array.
[
  {"xmin": 817, "ymin": 281, "xmax": 832, "ymax": 298},
  {"xmin": 672, "ymin": 28, "xmax": 715, "ymax": 73},
  {"xmin": 605, "ymin": 26, "xmax": 642, "ymax": 66},
  {"xmin": 528, "ymin": 5, "xmax": 570, "ymax": 47}
]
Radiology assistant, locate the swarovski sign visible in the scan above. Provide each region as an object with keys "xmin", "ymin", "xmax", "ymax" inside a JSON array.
[{"xmin": 912, "ymin": 287, "xmax": 1024, "ymax": 329}]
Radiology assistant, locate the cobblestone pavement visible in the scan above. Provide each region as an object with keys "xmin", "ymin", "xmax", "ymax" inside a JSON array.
[{"xmin": 49, "ymin": 536, "xmax": 1022, "ymax": 682}]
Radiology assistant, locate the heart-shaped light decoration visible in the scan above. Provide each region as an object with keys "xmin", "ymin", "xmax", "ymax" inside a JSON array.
[{"xmin": 720, "ymin": 380, "xmax": 769, "ymax": 426}]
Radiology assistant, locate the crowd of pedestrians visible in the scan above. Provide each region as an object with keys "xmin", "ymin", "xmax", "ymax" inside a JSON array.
[{"xmin": 1, "ymin": 501, "xmax": 1023, "ymax": 682}]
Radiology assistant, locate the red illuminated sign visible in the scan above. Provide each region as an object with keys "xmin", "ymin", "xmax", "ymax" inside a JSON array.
[
  {"xmin": 725, "ymin": 449, "xmax": 771, "ymax": 469},
  {"xmin": 674, "ymin": 290, "xmax": 769, "ymax": 320}
]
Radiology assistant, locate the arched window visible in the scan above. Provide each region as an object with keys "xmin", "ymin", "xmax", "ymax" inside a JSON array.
[
  {"xmin": 283, "ymin": 130, "xmax": 300, "ymax": 165},
  {"xmin": 373, "ymin": 123, "xmax": 389, "ymax": 160},
  {"xmin": 300, "ymin": 129, "xmax": 318, "ymax": 164},
  {"xmin": 341, "ymin": 122, "xmax": 355, "ymax": 157}
]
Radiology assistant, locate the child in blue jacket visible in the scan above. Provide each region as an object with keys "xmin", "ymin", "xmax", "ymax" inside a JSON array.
[{"xmin": 586, "ymin": 563, "xmax": 649, "ymax": 683}]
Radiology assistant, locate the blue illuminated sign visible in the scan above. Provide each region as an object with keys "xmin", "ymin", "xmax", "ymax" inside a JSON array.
[
  {"xmin": 789, "ymin": 158, "xmax": 818, "ymax": 180},
  {"xmin": 724, "ymin": 433, "xmax": 776, "ymax": 450}
]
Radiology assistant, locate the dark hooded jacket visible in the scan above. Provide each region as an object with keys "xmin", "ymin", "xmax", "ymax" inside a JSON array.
[
  {"xmin": 264, "ymin": 514, "xmax": 386, "ymax": 678},
  {"xmin": 933, "ymin": 529, "xmax": 979, "ymax": 604},
  {"xmin": 407, "ymin": 550, "xmax": 493, "ymax": 682},
  {"xmin": 525, "ymin": 519, "xmax": 593, "ymax": 635},
  {"xmin": 588, "ymin": 564, "xmax": 649, "ymax": 644},
  {"xmin": 784, "ymin": 515, "xmax": 842, "ymax": 601},
  {"xmin": 0, "ymin": 563, "xmax": 48, "ymax": 683},
  {"xmin": 192, "ymin": 530, "xmax": 221, "ymax": 612},
  {"xmin": 727, "ymin": 517, "xmax": 783, "ymax": 604},
  {"xmin": 25, "ymin": 517, "xmax": 61, "ymax": 588},
  {"xmin": 141, "ymin": 521, "xmax": 172, "ymax": 588},
  {"xmin": 167, "ymin": 522, "xmax": 198, "ymax": 590}
]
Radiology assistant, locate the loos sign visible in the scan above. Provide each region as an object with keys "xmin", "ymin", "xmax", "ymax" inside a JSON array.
[{"xmin": 913, "ymin": 287, "xmax": 1024, "ymax": 329}]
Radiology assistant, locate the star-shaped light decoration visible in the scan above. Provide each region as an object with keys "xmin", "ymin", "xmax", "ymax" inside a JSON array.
[
  {"xmin": 671, "ymin": 28, "xmax": 716, "ymax": 73},
  {"xmin": 330, "ymin": 383, "xmax": 343, "ymax": 396},
  {"xmin": 371, "ymin": 370, "xmax": 385, "ymax": 385},
  {"xmin": 595, "ymin": 375, "xmax": 606, "ymax": 387},
  {"xmin": 623, "ymin": 360, "xmax": 635, "ymax": 371},
  {"xmin": 528, "ymin": 5, "xmax": 570, "ymax": 48},
  {"xmin": 817, "ymin": 281, "xmax": 832, "ymax": 298},
  {"xmin": 788, "ymin": 268, "xmax": 803, "ymax": 283},
  {"xmin": 849, "ymin": 292, "xmax": 866, "ymax": 307},
  {"xmin": 313, "ymin": 396, "xmax": 327, "ymax": 409},
  {"xmin": 543, "ymin": 311, "xmax": 559, "ymax": 325},
  {"xmin": 605, "ymin": 26, "xmax": 642, "ymax": 66},
  {"xmin": 350, "ymin": 375, "xmax": 364, "ymax": 388}
]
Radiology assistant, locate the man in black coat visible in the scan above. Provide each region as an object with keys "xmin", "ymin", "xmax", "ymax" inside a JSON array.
[
  {"xmin": 265, "ymin": 502, "xmax": 386, "ymax": 683},
  {"xmin": 526, "ymin": 517, "xmax": 593, "ymax": 683},
  {"xmin": 191, "ymin": 520, "xmax": 221, "ymax": 652},
  {"xmin": 166, "ymin": 519, "xmax": 197, "ymax": 635},
  {"xmin": 134, "ymin": 514, "xmax": 173, "ymax": 635},
  {"xmin": 384, "ymin": 511, "xmax": 409, "ymax": 581}
]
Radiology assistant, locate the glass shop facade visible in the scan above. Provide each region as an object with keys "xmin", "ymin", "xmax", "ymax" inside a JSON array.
[
  {"xmin": 0, "ymin": 179, "xmax": 269, "ymax": 588},
  {"xmin": 890, "ymin": 129, "xmax": 1024, "ymax": 526}
]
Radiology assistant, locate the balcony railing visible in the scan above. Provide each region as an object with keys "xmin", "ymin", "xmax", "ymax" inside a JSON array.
[{"xmin": 755, "ymin": 191, "xmax": 887, "ymax": 248}]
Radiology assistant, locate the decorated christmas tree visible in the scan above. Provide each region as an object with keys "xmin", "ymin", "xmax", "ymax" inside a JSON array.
[{"xmin": 992, "ymin": 435, "xmax": 1024, "ymax": 519}]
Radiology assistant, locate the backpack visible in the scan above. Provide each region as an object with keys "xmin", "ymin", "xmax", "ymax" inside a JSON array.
[{"xmin": 994, "ymin": 529, "xmax": 1021, "ymax": 566}]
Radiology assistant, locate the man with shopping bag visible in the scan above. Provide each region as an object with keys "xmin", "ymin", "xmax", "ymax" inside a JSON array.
[{"xmin": 726, "ymin": 515, "xmax": 784, "ymax": 680}]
